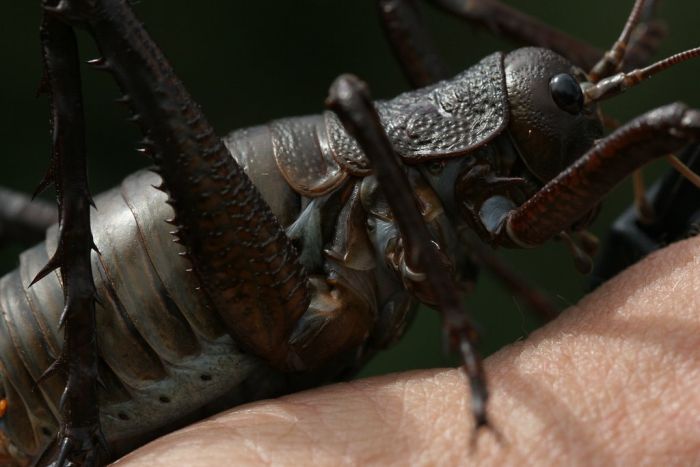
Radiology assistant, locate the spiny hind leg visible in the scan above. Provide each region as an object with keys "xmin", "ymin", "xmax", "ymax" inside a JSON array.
[
  {"xmin": 35, "ymin": 0, "xmax": 311, "ymax": 464},
  {"xmin": 33, "ymin": 3, "xmax": 105, "ymax": 465},
  {"xmin": 44, "ymin": 0, "xmax": 310, "ymax": 365}
]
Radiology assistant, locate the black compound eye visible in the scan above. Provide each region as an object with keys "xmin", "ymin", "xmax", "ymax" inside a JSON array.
[{"xmin": 549, "ymin": 73, "xmax": 584, "ymax": 115}]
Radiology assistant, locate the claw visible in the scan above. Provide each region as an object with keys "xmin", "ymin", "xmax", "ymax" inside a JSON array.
[{"xmin": 443, "ymin": 321, "xmax": 489, "ymax": 430}]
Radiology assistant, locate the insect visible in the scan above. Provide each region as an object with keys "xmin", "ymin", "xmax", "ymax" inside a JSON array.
[{"xmin": 0, "ymin": 0, "xmax": 696, "ymax": 467}]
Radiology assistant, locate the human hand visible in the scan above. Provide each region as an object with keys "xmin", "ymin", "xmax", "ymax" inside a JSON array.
[{"xmin": 114, "ymin": 236, "xmax": 700, "ymax": 466}]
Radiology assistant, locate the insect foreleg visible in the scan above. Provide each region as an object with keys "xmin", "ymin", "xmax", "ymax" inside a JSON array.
[
  {"xmin": 592, "ymin": 142, "xmax": 700, "ymax": 288},
  {"xmin": 327, "ymin": 74, "xmax": 489, "ymax": 431},
  {"xmin": 493, "ymin": 103, "xmax": 700, "ymax": 248}
]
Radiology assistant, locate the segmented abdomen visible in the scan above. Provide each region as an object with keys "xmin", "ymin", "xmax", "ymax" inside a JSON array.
[{"xmin": 0, "ymin": 170, "xmax": 303, "ymax": 462}]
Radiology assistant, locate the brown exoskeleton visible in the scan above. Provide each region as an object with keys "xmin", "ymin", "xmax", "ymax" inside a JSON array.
[{"xmin": 0, "ymin": 0, "xmax": 699, "ymax": 465}]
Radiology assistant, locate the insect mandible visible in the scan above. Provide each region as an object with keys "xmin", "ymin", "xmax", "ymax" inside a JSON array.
[{"xmin": 1, "ymin": 0, "xmax": 700, "ymax": 467}]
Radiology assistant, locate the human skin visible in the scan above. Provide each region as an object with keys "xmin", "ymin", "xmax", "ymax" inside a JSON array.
[{"xmin": 113, "ymin": 236, "xmax": 700, "ymax": 466}]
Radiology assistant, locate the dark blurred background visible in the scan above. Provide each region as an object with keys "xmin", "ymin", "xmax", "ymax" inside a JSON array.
[{"xmin": 0, "ymin": 1, "xmax": 698, "ymax": 377}]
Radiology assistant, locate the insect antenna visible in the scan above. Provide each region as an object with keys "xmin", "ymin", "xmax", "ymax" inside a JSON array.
[
  {"xmin": 667, "ymin": 154, "xmax": 700, "ymax": 189},
  {"xmin": 583, "ymin": 46, "xmax": 700, "ymax": 104},
  {"xmin": 589, "ymin": 0, "xmax": 648, "ymax": 81}
]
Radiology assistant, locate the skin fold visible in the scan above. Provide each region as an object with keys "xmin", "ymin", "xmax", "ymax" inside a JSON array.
[{"xmin": 113, "ymin": 235, "xmax": 700, "ymax": 466}]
